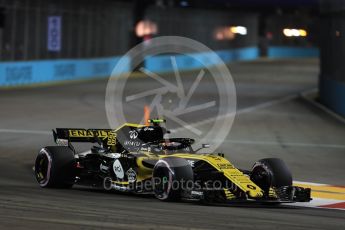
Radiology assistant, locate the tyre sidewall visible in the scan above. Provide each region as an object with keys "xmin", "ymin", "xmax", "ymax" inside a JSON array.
[
  {"xmin": 35, "ymin": 146, "xmax": 76, "ymax": 188},
  {"xmin": 153, "ymin": 157, "xmax": 193, "ymax": 201},
  {"xmin": 251, "ymin": 158, "xmax": 292, "ymax": 190}
]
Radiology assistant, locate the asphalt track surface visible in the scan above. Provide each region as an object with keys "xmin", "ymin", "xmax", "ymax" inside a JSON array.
[{"xmin": 1, "ymin": 58, "xmax": 345, "ymax": 229}]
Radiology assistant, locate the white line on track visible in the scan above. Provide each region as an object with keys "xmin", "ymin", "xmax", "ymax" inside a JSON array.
[
  {"xmin": 1, "ymin": 93, "xmax": 295, "ymax": 136},
  {"xmin": 0, "ymin": 215, "xmax": 206, "ymax": 230},
  {"xmin": 169, "ymin": 88, "xmax": 345, "ymax": 149},
  {"xmin": 2, "ymin": 88, "xmax": 345, "ymax": 149},
  {"xmin": 0, "ymin": 129, "xmax": 51, "ymax": 135},
  {"xmin": 284, "ymin": 198, "xmax": 345, "ymax": 210},
  {"xmin": 2, "ymin": 128, "xmax": 343, "ymax": 149},
  {"xmin": 293, "ymin": 181, "xmax": 329, "ymax": 186},
  {"xmin": 170, "ymin": 91, "xmax": 300, "ymax": 133},
  {"xmin": 225, "ymin": 139, "xmax": 345, "ymax": 149}
]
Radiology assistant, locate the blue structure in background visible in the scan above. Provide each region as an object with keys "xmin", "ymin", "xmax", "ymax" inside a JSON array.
[
  {"xmin": 268, "ymin": 46, "xmax": 319, "ymax": 58},
  {"xmin": 319, "ymin": 78, "xmax": 345, "ymax": 117},
  {"xmin": 0, "ymin": 46, "xmax": 320, "ymax": 87},
  {"xmin": 145, "ymin": 47, "xmax": 259, "ymax": 73},
  {"xmin": 145, "ymin": 46, "xmax": 319, "ymax": 73},
  {"xmin": 0, "ymin": 56, "xmax": 130, "ymax": 87}
]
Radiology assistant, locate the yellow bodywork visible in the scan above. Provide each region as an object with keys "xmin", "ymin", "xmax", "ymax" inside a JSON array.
[
  {"xmin": 169, "ymin": 153, "xmax": 264, "ymax": 198},
  {"xmin": 133, "ymin": 152, "xmax": 264, "ymax": 198},
  {"xmin": 76, "ymin": 123, "xmax": 266, "ymax": 199}
]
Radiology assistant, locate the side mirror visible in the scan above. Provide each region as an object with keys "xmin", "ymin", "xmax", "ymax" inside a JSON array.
[
  {"xmin": 202, "ymin": 144, "xmax": 210, "ymax": 148},
  {"xmin": 195, "ymin": 144, "xmax": 211, "ymax": 153}
]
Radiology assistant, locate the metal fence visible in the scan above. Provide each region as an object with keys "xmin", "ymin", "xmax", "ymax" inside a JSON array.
[
  {"xmin": 146, "ymin": 6, "xmax": 258, "ymax": 51},
  {"xmin": 0, "ymin": 0, "xmax": 132, "ymax": 61},
  {"xmin": 0, "ymin": 0, "xmax": 317, "ymax": 62}
]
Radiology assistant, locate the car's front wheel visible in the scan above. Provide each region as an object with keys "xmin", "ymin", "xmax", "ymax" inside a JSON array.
[
  {"xmin": 152, "ymin": 157, "xmax": 193, "ymax": 201},
  {"xmin": 250, "ymin": 158, "xmax": 292, "ymax": 192}
]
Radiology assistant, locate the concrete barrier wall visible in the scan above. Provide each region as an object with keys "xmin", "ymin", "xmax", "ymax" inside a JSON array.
[
  {"xmin": 319, "ymin": 78, "xmax": 345, "ymax": 117},
  {"xmin": 145, "ymin": 46, "xmax": 319, "ymax": 73},
  {"xmin": 319, "ymin": 1, "xmax": 345, "ymax": 117},
  {"xmin": 0, "ymin": 46, "xmax": 320, "ymax": 87},
  {"xmin": 267, "ymin": 46, "xmax": 319, "ymax": 58},
  {"xmin": 0, "ymin": 46, "xmax": 260, "ymax": 87},
  {"xmin": 145, "ymin": 47, "xmax": 259, "ymax": 73},
  {"xmin": 0, "ymin": 56, "xmax": 130, "ymax": 87}
]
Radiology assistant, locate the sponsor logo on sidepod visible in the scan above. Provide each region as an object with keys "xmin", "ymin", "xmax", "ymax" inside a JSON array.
[{"xmin": 113, "ymin": 159, "xmax": 124, "ymax": 179}]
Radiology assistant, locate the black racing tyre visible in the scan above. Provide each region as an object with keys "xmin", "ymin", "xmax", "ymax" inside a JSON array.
[
  {"xmin": 34, "ymin": 146, "xmax": 76, "ymax": 188},
  {"xmin": 152, "ymin": 157, "xmax": 193, "ymax": 201},
  {"xmin": 250, "ymin": 158, "xmax": 292, "ymax": 192}
]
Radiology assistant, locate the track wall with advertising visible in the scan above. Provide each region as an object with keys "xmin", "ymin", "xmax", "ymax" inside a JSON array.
[
  {"xmin": 0, "ymin": 0, "xmax": 320, "ymax": 87},
  {"xmin": 0, "ymin": 56, "xmax": 130, "ymax": 87}
]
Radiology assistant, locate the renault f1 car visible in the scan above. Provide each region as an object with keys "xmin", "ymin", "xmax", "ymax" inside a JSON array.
[{"xmin": 34, "ymin": 119, "xmax": 311, "ymax": 204}]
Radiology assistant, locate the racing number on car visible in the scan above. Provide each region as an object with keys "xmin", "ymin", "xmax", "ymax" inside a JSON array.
[{"xmin": 107, "ymin": 130, "xmax": 116, "ymax": 146}]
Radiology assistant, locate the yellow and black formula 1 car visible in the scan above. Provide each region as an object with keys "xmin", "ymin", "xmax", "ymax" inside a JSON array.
[{"xmin": 34, "ymin": 119, "xmax": 311, "ymax": 204}]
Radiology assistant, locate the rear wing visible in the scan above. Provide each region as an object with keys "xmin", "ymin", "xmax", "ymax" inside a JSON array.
[
  {"xmin": 53, "ymin": 128, "xmax": 116, "ymax": 147},
  {"xmin": 53, "ymin": 123, "xmax": 166, "ymax": 151}
]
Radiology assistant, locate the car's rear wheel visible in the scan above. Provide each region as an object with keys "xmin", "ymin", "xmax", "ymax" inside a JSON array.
[
  {"xmin": 152, "ymin": 157, "xmax": 193, "ymax": 201},
  {"xmin": 34, "ymin": 146, "xmax": 76, "ymax": 188},
  {"xmin": 250, "ymin": 158, "xmax": 292, "ymax": 192}
]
